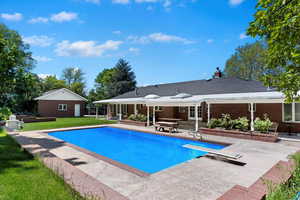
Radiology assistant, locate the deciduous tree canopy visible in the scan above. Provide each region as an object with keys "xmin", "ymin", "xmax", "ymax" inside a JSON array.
[
  {"xmin": 92, "ymin": 59, "xmax": 136, "ymax": 100},
  {"xmin": 247, "ymin": 0, "xmax": 300, "ymax": 101},
  {"xmin": 224, "ymin": 41, "xmax": 267, "ymax": 81}
]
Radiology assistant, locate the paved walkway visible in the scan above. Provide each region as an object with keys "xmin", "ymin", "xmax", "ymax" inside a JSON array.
[{"xmin": 10, "ymin": 124, "xmax": 300, "ymax": 200}]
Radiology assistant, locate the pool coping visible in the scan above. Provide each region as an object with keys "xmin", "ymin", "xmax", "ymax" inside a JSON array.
[{"xmin": 42, "ymin": 125, "xmax": 230, "ymax": 177}]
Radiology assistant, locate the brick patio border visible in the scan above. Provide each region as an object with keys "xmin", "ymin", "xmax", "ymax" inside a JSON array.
[
  {"xmin": 217, "ymin": 150, "xmax": 300, "ymax": 200},
  {"xmin": 8, "ymin": 132, "xmax": 129, "ymax": 200}
]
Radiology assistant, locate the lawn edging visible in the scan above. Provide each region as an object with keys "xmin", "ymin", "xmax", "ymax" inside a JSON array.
[
  {"xmin": 200, "ymin": 127, "xmax": 278, "ymax": 143},
  {"xmin": 217, "ymin": 150, "xmax": 300, "ymax": 200},
  {"xmin": 7, "ymin": 130, "xmax": 128, "ymax": 200}
]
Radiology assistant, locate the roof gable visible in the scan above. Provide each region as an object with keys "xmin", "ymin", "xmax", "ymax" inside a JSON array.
[{"xmin": 35, "ymin": 88, "xmax": 87, "ymax": 101}]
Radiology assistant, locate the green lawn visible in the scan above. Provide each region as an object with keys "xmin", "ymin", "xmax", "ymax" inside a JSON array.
[
  {"xmin": 0, "ymin": 129, "xmax": 85, "ymax": 200},
  {"xmin": 22, "ymin": 117, "xmax": 116, "ymax": 132}
]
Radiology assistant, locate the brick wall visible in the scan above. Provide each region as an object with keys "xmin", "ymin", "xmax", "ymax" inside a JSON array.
[{"xmin": 38, "ymin": 100, "xmax": 86, "ymax": 117}]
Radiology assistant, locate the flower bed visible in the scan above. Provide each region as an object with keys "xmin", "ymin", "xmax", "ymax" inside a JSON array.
[
  {"xmin": 16, "ymin": 115, "xmax": 56, "ymax": 123},
  {"xmin": 200, "ymin": 127, "xmax": 278, "ymax": 142},
  {"xmin": 120, "ymin": 120, "xmax": 147, "ymax": 127}
]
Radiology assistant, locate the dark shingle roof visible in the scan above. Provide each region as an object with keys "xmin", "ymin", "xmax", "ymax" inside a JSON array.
[{"xmin": 113, "ymin": 78, "xmax": 273, "ymax": 99}]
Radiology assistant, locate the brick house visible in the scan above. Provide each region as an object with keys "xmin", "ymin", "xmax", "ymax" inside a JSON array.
[
  {"xmin": 94, "ymin": 74, "xmax": 300, "ymax": 133},
  {"xmin": 35, "ymin": 88, "xmax": 87, "ymax": 117}
]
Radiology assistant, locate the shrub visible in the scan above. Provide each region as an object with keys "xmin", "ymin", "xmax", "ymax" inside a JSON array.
[
  {"xmin": 254, "ymin": 114, "xmax": 273, "ymax": 132},
  {"xmin": 220, "ymin": 114, "xmax": 234, "ymax": 129},
  {"xmin": 0, "ymin": 107, "xmax": 12, "ymax": 121},
  {"xmin": 232, "ymin": 117, "xmax": 249, "ymax": 131},
  {"xmin": 127, "ymin": 114, "xmax": 147, "ymax": 122},
  {"xmin": 207, "ymin": 118, "xmax": 222, "ymax": 128}
]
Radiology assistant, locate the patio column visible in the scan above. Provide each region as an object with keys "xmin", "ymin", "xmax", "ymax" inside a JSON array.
[
  {"xmin": 96, "ymin": 105, "xmax": 98, "ymax": 119},
  {"xmin": 147, "ymin": 106, "xmax": 150, "ymax": 126},
  {"xmin": 207, "ymin": 103, "xmax": 211, "ymax": 124},
  {"xmin": 195, "ymin": 105, "xmax": 199, "ymax": 131},
  {"xmin": 134, "ymin": 104, "xmax": 137, "ymax": 115},
  {"xmin": 153, "ymin": 106, "xmax": 156, "ymax": 125},
  {"xmin": 250, "ymin": 102, "xmax": 254, "ymax": 131},
  {"xmin": 107, "ymin": 104, "xmax": 111, "ymax": 120},
  {"xmin": 119, "ymin": 104, "xmax": 122, "ymax": 120}
]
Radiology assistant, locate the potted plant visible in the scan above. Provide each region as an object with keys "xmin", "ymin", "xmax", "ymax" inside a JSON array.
[{"xmin": 0, "ymin": 107, "xmax": 12, "ymax": 126}]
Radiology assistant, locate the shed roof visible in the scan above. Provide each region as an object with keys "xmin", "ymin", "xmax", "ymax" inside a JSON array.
[{"xmin": 35, "ymin": 88, "xmax": 87, "ymax": 101}]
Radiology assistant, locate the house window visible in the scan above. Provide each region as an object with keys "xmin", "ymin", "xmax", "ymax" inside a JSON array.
[
  {"xmin": 58, "ymin": 104, "xmax": 67, "ymax": 111},
  {"xmin": 189, "ymin": 106, "xmax": 201, "ymax": 119},
  {"xmin": 155, "ymin": 106, "xmax": 163, "ymax": 111},
  {"xmin": 283, "ymin": 103, "xmax": 300, "ymax": 122},
  {"xmin": 248, "ymin": 103, "xmax": 256, "ymax": 112},
  {"xmin": 179, "ymin": 107, "xmax": 186, "ymax": 113}
]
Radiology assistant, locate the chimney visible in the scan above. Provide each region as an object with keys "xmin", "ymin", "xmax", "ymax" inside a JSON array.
[{"xmin": 213, "ymin": 67, "xmax": 222, "ymax": 79}]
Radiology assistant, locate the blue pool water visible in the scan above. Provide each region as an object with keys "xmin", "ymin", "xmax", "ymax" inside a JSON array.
[{"xmin": 49, "ymin": 127, "xmax": 225, "ymax": 173}]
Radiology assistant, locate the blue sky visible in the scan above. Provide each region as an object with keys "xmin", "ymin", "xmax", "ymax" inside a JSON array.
[{"xmin": 0, "ymin": 0, "xmax": 256, "ymax": 89}]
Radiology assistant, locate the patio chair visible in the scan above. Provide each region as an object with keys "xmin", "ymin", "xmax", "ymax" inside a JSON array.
[{"xmin": 187, "ymin": 130, "xmax": 203, "ymax": 140}]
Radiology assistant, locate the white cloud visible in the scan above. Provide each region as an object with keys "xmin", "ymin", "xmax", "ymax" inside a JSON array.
[
  {"xmin": 28, "ymin": 17, "xmax": 49, "ymax": 24},
  {"xmin": 0, "ymin": 13, "xmax": 22, "ymax": 21},
  {"xmin": 38, "ymin": 74, "xmax": 55, "ymax": 79},
  {"xmin": 22, "ymin": 35, "xmax": 54, "ymax": 47},
  {"xmin": 149, "ymin": 33, "xmax": 194, "ymax": 44},
  {"xmin": 135, "ymin": 0, "xmax": 159, "ymax": 3},
  {"xmin": 163, "ymin": 0, "xmax": 171, "ymax": 8},
  {"xmin": 229, "ymin": 0, "xmax": 245, "ymax": 6},
  {"xmin": 239, "ymin": 33, "xmax": 249, "ymax": 39},
  {"xmin": 50, "ymin": 11, "xmax": 78, "ymax": 23},
  {"xmin": 33, "ymin": 56, "xmax": 53, "ymax": 62},
  {"xmin": 128, "ymin": 33, "xmax": 194, "ymax": 45},
  {"xmin": 207, "ymin": 39, "xmax": 214, "ymax": 43},
  {"xmin": 129, "ymin": 47, "xmax": 140, "ymax": 54},
  {"xmin": 112, "ymin": 30, "xmax": 122, "ymax": 34},
  {"xmin": 113, "ymin": 0, "xmax": 130, "ymax": 4},
  {"xmin": 55, "ymin": 40, "xmax": 123, "ymax": 57},
  {"xmin": 85, "ymin": 0, "xmax": 100, "ymax": 4}
]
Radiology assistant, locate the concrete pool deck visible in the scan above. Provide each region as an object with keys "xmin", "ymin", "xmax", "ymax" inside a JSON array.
[{"xmin": 9, "ymin": 124, "xmax": 300, "ymax": 200}]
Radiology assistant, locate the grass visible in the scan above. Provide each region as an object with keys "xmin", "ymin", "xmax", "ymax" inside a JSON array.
[
  {"xmin": 266, "ymin": 152, "xmax": 300, "ymax": 200},
  {"xmin": 21, "ymin": 117, "xmax": 116, "ymax": 132},
  {"xmin": 0, "ymin": 129, "xmax": 86, "ymax": 200}
]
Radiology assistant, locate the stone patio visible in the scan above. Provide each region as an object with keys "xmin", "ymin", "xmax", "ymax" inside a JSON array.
[{"xmin": 9, "ymin": 124, "xmax": 300, "ymax": 200}]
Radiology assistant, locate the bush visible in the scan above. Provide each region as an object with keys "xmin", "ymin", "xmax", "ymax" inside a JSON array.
[
  {"xmin": 0, "ymin": 107, "xmax": 12, "ymax": 121},
  {"xmin": 232, "ymin": 117, "xmax": 249, "ymax": 131},
  {"xmin": 207, "ymin": 118, "xmax": 222, "ymax": 128},
  {"xmin": 220, "ymin": 114, "xmax": 234, "ymax": 129},
  {"xmin": 254, "ymin": 114, "xmax": 273, "ymax": 132},
  {"xmin": 127, "ymin": 114, "xmax": 147, "ymax": 122}
]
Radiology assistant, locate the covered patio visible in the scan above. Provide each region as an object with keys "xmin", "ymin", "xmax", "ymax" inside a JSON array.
[{"xmin": 94, "ymin": 91, "xmax": 285, "ymax": 132}]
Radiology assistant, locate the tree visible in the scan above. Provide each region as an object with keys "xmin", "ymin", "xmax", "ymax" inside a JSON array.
[
  {"xmin": 247, "ymin": 0, "xmax": 300, "ymax": 101},
  {"xmin": 61, "ymin": 67, "xmax": 86, "ymax": 96},
  {"xmin": 224, "ymin": 41, "xmax": 267, "ymax": 80},
  {"xmin": 111, "ymin": 59, "xmax": 137, "ymax": 97},
  {"xmin": 62, "ymin": 67, "xmax": 85, "ymax": 86},
  {"xmin": 94, "ymin": 59, "xmax": 137, "ymax": 99},
  {"xmin": 41, "ymin": 76, "xmax": 67, "ymax": 92},
  {"xmin": 0, "ymin": 23, "xmax": 35, "ymax": 107},
  {"xmin": 94, "ymin": 68, "xmax": 116, "ymax": 99}
]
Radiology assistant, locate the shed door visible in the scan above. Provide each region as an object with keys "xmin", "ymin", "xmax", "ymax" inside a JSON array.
[{"xmin": 74, "ymin": 104, "xmax": 80, "ymax": 117}]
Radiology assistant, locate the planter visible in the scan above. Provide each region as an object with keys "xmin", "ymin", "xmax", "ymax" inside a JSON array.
[
  {"xmin": 16, "ymin": 115, "xmax": 56, "ymax": 123},
  {"xmin": 120, "ymin": 120, "xmax": 147, "ymax": 127},
  {"xmin": 200, "ymin": 127, "xmax": 278, "ymax": 143},
  {"xmin": 0, "ymin": 120, "xmax": 6, "ymax": 126}
]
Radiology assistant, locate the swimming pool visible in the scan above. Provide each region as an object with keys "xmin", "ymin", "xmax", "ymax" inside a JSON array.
[{"xmin": 49, "ymin": 127, "xmax": 225, "ymax": 173}]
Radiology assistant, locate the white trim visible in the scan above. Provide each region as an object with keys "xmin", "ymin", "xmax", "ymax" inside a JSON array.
[
  {"xmin": 35, "ymin": 88, "xmax": 87, "ymax": 101},
  {"xmin": 282, "ymin": 102, "xmax": 300, "ymax": 123}
]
